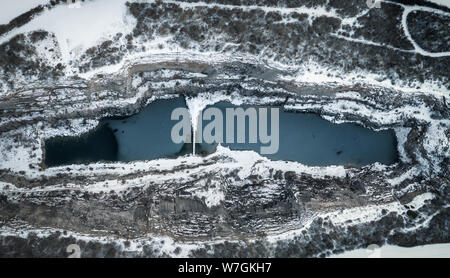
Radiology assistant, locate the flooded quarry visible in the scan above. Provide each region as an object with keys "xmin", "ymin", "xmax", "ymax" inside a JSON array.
[
  {"xmin": 44, "ymin": 98, "xmax": 398, "ymax": 167},
  {"xmin": 0, "ymin": 0, "xmax": 448, "ymax": 258}
]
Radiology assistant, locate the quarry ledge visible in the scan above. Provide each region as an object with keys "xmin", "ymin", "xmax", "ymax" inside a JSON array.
[{"xmin": 0, "ymin": 60, "xmax": 448, "ymax": 254}]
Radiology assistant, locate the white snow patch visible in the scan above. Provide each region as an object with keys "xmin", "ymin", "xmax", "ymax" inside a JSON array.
[
  {"xmin": 329, "ymin": 243, "xmax": 450, "ymax": 258},
  {"xmin": 189, "ymin": 180, "xmax": 226, "ymax": 208},
  {"xmin": 394, "ymin": 127, "xmax": 412, "ymax": 163}
]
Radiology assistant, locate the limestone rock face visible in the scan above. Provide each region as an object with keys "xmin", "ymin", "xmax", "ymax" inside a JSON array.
[{"xmin": 0, "ymin": 0, "xmax": 448, "ymax": 257}]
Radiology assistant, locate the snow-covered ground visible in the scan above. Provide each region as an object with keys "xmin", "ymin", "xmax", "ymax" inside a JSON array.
[
  {"xmin": 0, "ymin": 0, "xmax": 133, "ymax": 64},
  {"xmin": 329, "ymin": 243, "xmax": 450, "ymax": 258}
]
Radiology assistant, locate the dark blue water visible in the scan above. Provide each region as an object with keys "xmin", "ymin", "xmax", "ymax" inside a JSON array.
[
  {"xmin": 44, "ymin": 97, "xmax": 188, "ymax": 166},
  {"xmin": 44, "ymin": 98, "xmax": 398, "ymax": 167},
  {"xmin": 44, "ymin": 124, "xmax": 118, "ymax": 167},
  {"xmin": 197, "ymin": 102, "xmax": 398, "ymax": 166},
  {"xmin": 106, "ymin": 97, "xmax": 187, "ymax": 161}
]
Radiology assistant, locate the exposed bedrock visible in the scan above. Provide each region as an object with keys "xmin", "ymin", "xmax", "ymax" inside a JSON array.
[{"xmin": 0, "ymin": 59, "xmax": 448, "ymax": 257}]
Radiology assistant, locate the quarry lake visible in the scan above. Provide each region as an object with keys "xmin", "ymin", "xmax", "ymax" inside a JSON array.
[{"xmin": 44, "ymin": 97, "xmax": 399, "ymax": 167}]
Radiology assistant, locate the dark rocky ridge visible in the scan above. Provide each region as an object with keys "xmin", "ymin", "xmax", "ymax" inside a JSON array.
[{"xmin": 407, "ymin": 10, "xmax": 450, "ymax": 53}]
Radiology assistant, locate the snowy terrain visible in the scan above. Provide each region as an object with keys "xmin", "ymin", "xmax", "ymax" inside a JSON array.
[
  {"xmin": 329, "ymin": 243, "xmax": 450, "ymax": 258},
  {"xmin": 0, "ymin": 0, "xmax": 448, "ymax": 257}
]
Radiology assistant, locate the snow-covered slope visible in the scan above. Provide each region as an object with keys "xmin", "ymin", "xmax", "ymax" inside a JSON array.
[{"xmin": 329, "ymin": 243, "xmax": 450, "ymax": 258}]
